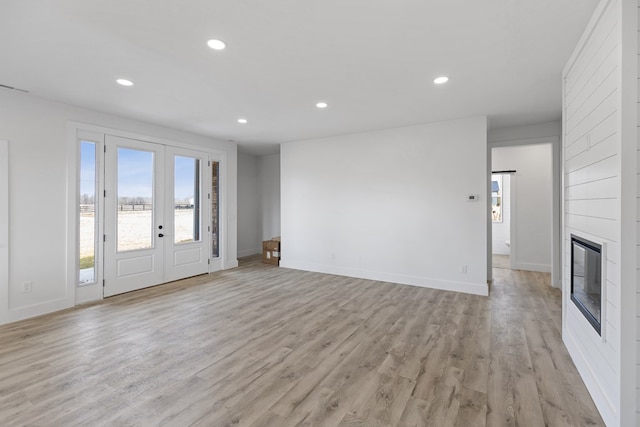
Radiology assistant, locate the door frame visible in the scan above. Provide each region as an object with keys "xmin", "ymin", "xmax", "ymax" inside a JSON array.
[
  {"xmin": 67, "ymin": 122, "xmax": 230, "ymax": 304},
  {"xmin": 487, "ymin": 136, "xmax": 561, "ymax": 287}
]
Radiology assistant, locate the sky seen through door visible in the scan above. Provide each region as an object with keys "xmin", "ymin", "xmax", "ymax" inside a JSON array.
[{"xmin": 79, "ymin": 146, "xmax": 196, "ymax": 202}]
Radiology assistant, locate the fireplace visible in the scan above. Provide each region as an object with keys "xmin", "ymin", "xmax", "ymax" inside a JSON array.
[{"xmin": 570, "ymin": 235, "xmax": 602, "ymax": 335}]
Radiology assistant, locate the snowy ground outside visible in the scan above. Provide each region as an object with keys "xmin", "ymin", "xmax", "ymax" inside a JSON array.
[{"xmin": 80, "ymin": 208, "xmax": 197, "ymax": 257}]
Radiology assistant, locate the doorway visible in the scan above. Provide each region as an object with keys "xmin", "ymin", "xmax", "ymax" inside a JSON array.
[
  {"xmin": 75, "ymin": 130, "xmax": 222, "ymax": 299},
  {"xmin": 491, "ymin": 173, "xmax": 514, "ymax": 269},
  {"xmin": 102, "ymin": 135, "xmax": 212, "ymax": 296},
  {"xmin": 489, "ymin": 142, "xmax": 556, "ymax": 282}
]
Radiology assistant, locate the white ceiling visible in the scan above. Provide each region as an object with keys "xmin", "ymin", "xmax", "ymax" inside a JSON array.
[{"xmin": 1, "ymin": 0, "xmax": 598, "ymax": 155}]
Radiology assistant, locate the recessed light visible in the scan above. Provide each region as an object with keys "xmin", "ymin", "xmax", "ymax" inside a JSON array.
[
  {"xmin": 237, "ymin": 118, "xmax": 248, "ymax": 124},
  {"xmin": 207, "ymin": 39, "xmax": 226, "ymax": 50},
  {"xmin": 434, "ymin": 76, "xmax": 449, "ymax": 85},
  {"xmin": 116, "ymin": 78, "xmax": 134, "ymax": 87},
  {"xmin": 316, "ymin": 102, "xmax": 328, "ymax": 109}
]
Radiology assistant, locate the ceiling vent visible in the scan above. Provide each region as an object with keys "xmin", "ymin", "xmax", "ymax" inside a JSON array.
[{"xmin": 0, "ymin": 83, "xmax": 29, "ymax": 93}]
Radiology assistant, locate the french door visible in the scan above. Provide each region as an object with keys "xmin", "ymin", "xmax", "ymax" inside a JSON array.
[{"xmin": 103, "ymin": 135, "xmax": 210, "ymax": 297}]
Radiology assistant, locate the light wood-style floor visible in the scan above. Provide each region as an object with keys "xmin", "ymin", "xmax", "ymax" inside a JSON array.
[
  {"xmin": 492, "ymin": 254, "xmax": 510, "ymax": 270},
  {"xmin": 0, "ymin": 256, "xmax": 604, "ymax": 426}
]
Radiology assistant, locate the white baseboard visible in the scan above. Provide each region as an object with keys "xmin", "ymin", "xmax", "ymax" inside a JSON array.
[
  {"xmin": 516, "ymin": 262, "xmax": 551, "ymax": 273},
  {"xmin": 279, "ymin": 261, "xmax": 488, "ymax": 296},
  {"xmin": 6, "ymin": 297, "xmax": 74, "ymax": 325},
  {"xmin": 225, "ymin": 259, "xmax": 239, "ymax": 269},
  {"xmin": 237, "ymin": 247, "xmax": 262, "ymax": 258}
]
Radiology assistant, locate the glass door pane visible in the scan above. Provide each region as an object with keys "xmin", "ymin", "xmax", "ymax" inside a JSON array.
[
  {"xmin": 79, "ymin": 140, "xmax": 97, "ymax": 284},
  {"xmin": 174, "ymin": 155, "xmax": 200, "ymax": 244},
  {"xmin": 117, "ymin": 147, "xmax": 154, "ymax": 252}
]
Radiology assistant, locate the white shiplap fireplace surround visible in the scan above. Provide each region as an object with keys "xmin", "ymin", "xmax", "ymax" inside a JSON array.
[{"xmin": 562, "ymin": 0, "xmax": 637, "ymax": 425}]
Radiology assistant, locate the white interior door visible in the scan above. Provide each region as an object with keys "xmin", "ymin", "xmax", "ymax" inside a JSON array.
[
  {"xmin": 104, "ymin": 136, "xmax": 165, "ymax": 297},
  {"xmin": 164, "ymin": 146, "xmax": 210, "ymax": 282}
]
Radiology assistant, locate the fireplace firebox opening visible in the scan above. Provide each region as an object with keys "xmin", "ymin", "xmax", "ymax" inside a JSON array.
[{"xmin": 570, "ymin": 234, "xmax": 602, "ymax": 335}]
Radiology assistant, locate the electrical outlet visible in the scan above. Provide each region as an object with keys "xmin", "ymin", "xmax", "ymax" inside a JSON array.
[
  {"xmin": 21, "ymin": 281, "xmax": 32, "ymax": 293},
  {"xmin": 459, "ymin": 265, "xmax": 467, "ymax": 274}
]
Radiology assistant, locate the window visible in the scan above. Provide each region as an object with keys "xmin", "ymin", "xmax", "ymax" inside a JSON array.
[
  {"xmin": 211, "ymin": 161, "xmax": 219, "ymax": 257},
  {"xmin": 79, "ymin": 141, "xmax": 97, "ymax": 284}
]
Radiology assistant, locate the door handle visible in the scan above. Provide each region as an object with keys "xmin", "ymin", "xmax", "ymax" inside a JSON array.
[{"xmin": 158, "ymin": 233, "xmax": 164, "ymax": 238}]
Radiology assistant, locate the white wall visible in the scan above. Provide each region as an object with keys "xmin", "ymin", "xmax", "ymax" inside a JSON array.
[
  {"xmin": 0, "ymin": 90, "xmax": 238, "ymax": 325},
  {"xmin": 633, "ymin": 0, "xmax": 640, "ymax": 422},
  {"xmin": 0, "ymin": 141, "xmax": 8, "ymax": 325},
  {"xmin": 488, "ymin": 120, "xmax": 561, "ymax": 143},
  {"xmin": 491, "ymin": 174, "xmax": 511, "ymax": 255},
  {"xmin": 237, "ymin": 152, "xmax": 261, "ymax": 257},
  {"xmin": 259, "ymin": 154, "xmax": 281, "ymax": 241},
  {"xmin": 562, "ymin": 0, "xmax": 637, "ymax": 424},
  {"xmin": 492, "ymin": 145, "xmax": 552, "ymax": 271},
  {"xmin": 281, "ymin": 116, "xmax": 488, "ymax": 296}
]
